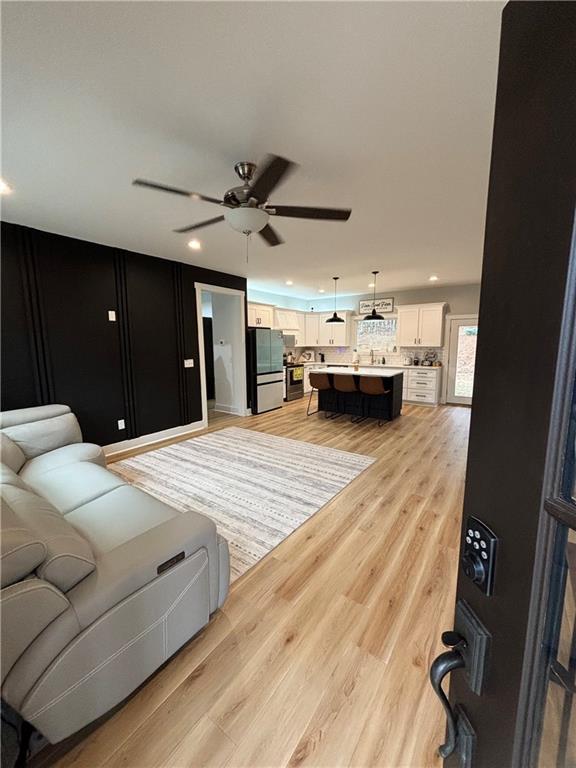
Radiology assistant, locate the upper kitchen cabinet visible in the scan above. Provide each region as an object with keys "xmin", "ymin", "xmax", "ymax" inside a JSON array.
[
  {"xmin": 247, "ymin": 302, "xmax": 274, "ymax": 328},
  {"xmin": 293, "ymin": 313, "xmax": 306, "ymax": 347},
  {"xmin": 396, "ymin": 303, "xmax": 446, "ymax": 347},
  {"xmin": 306, "ymin": 311, "xmax": 350, "ymax": 346},
  {"xmin": 305, "ymin": 313, "xmax": 321, "ymax": 346}
]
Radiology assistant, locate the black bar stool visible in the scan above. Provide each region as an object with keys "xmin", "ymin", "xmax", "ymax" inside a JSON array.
[
  {"xmin": 333, "ymin": 374, "xmax": 363, "ymax": 423},
  {"xmin": 307, "ymin": 372, "xmax": 338, "ymax": 418},
  {"xmin": 358, "ymin": 376, "xmax": 391, "ymax": 426}
]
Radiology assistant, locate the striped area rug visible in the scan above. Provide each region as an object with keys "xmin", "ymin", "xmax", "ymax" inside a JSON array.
[{"xmin": 109, "ymin": 427, "xmax": 375, "ymax": 581}]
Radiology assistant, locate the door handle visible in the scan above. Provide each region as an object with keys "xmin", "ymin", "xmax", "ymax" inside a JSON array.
[{"xmin": 429, "ymin": 632, "xmax": 467, "ymax": 758}]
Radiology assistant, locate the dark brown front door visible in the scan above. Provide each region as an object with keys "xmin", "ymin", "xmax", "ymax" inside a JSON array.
[{"xmin": 429, "ymin": 4, "xmax": 576, "ymax": 767}]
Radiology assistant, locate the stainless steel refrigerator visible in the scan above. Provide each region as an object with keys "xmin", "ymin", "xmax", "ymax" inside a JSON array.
[{"xmin": 248, "ymin": 328, "xmax": 284, "ymax": 414}]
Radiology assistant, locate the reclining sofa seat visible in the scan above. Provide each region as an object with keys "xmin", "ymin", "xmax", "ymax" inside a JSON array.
[{"xmin": 0, "ymin": 404, "xmax": 230, "ymax": 742}]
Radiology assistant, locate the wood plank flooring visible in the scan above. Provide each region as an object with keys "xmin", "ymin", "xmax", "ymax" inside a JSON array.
[{"xmin": 52, "ymin": 399, "xmax": 470, "ymax": 768}]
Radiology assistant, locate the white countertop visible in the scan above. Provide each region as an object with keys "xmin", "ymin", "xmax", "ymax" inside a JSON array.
[
  {"xmin": 305, "ymin": 362, "xmax": 440, "ymax": 372},
  {"xmin": 309, "ymin": 366, "xmax": 406, "ymax": 377}
]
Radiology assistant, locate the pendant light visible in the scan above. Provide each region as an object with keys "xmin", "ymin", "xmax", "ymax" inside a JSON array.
[
  {"xmin": 363, "ymin": 270, "xmax": 384, "ymax": 321},
  {"xmin": 326, "ymin": 277, "xmax": 345, "ymax": 323}
]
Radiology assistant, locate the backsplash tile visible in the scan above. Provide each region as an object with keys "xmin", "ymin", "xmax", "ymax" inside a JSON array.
[{"xmin": 286, "ymin": 345, "xmax": 444, "ymax": 366}]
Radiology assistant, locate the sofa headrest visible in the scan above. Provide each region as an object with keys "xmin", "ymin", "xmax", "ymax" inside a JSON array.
[
  {"xmin": 0, "ymin": 404, "xmax": 71, "ymax": 429},
  {"xmin": 1, "ymin": 498, "xmax": 46, "ymax": 587},
  {"xmin": 2, "ymin": 413, "xmax": 82, "ymax": 460},
  {"xmin": 1, "ymin": 433, "xmax": 26, "ymax": 473},
  {"xmin": 1, "ymin": 485, "xmax": 95, "ymax": 592}
]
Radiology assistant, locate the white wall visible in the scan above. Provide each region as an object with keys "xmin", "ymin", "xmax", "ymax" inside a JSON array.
[
  {"xmin": 307, "ymin": 283, "xmax": 481, "ymax": 315},
  {"xmin": 211, "ymin": 292, "xmax": 244, "ymax": 414},
  {"xmin": 247, "ymin": 288, "xmax": 309, "ymax": 310}
]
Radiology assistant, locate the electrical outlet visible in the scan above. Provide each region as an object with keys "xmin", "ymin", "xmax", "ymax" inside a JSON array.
[
  {"xmin": 108, "ymin": 310, "xmax": 117, "ymax": 322},
  {"xmin": 184, "ymin": 359, "xmax": 194, "ymax": 368},
  {"xmin": 117, "ymin": 419, "xmax": 125, "ymax": 430}
]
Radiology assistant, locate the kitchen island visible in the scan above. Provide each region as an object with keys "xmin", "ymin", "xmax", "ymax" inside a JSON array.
[{"xmin": 308, "ymin": 366, "xmax": 404, "ymax": 421}]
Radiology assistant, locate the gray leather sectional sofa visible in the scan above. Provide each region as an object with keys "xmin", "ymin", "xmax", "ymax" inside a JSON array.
[{"xmin": 0, "ymin": 404, "xmax": 230, "ymax": 743}]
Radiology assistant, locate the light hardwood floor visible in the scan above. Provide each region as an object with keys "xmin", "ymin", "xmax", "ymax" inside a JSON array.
[{"xmin": 51, "ymin": 399, "xmax": 470, "ymax": 768}]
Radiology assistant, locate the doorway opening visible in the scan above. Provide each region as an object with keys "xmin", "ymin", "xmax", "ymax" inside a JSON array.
[
  {"xmin": 196, "ymin": 284, "xmax": 247, "ymax": 426},
  {"xmin": 445, "ymin": 315, "xmax": 479, "ymax": 406}
]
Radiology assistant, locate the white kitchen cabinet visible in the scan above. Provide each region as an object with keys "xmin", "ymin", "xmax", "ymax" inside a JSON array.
[
  {"xmin": 305, "ymin": 314, "xmax": 321, "ymax": 346},
  {"xmin": 248, "ymin": 303, "xmax": 274, "ymax": 328},
  {"xmin": 329, "ymin": 313, "xmax": 349, "ymax": 346},
  {"xmin": 402, "ymin": 367, "xmax": 442, "ymax": 405},
  {"xmin": 316, "ymin": 311, "xmax": 350, "ymax": 347},
  {"xmin": 396, "ymin": 303, "xmax": 445, "ymax": 347},
  {"xmin": 317, "ymin": 313, "xmax": 334, "ymax": 346},
  {"xmin": 294, "ymin": 313, "xmax": 307, "ymax": 346}
]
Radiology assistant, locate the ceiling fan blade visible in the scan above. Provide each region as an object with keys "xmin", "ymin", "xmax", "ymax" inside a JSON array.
[
  {"xmin": 173, "ymin": 216, "xmax": 225, "ymax": 233},
  {"xmin": 270, "ymin": 205, "xmax": 351, "ymax": 221},
  {"xmin": 259, "ymin": 224, "xmax": 284, "ymax": 247},
  {"xmin": 250, "ymin": 155, "xmax": 297, "ymax": 203},
  {"xmin": 133, "ymin": 179, "xmax": 223, "ymax": 205}
]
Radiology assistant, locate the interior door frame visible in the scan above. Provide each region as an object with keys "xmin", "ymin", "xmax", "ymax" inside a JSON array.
[
  {"xmin": 195, "ymin": 283, "xmax": 249, "ymax": 426},
  {"xmin": 441, "ymin": 314, "xmax": 479, "ymax": 405}
]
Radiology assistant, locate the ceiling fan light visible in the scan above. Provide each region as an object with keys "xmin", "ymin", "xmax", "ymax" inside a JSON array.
[{"xmin": 224, "ymin": 206, "xmax": 269, "ymax": 234}]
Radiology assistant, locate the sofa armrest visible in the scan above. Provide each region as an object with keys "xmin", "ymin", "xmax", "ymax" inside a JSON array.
[
  {"xmin": 68, "ymin": 511, "xmax": 228, "ymax": 627},
  {"xmin": 1, "ymin": 578, "xmax": 70, "ymax": 685}
]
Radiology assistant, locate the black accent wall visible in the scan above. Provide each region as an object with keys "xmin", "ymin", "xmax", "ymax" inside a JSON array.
[{"xmin": 1, "ymin": 222, "xmax": 246, "ymax": 445}]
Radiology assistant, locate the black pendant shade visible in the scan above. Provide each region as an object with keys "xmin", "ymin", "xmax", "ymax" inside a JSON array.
[
  {"xmin": 326, "ymin": 277, "xmax": 345, "ymax": 323},
  {"xmin": 363, "ymin": 270, "xmax": 384, "ymax": 321}
]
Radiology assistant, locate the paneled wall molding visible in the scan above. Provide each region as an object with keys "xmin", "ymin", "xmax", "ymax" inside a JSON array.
[{"xmin": 1, "ymin": 222, "xmax": 246, "ymax": 444}]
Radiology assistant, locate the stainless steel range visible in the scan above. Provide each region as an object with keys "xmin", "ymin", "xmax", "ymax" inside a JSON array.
[{"xmin": 285, "ymin": 364, "xmax": 304, "ymax": 401}]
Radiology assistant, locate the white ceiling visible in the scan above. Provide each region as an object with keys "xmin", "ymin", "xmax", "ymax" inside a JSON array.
[{"xmin": 2, "ymin": 1, "xmax": 503, "ymax": 299}]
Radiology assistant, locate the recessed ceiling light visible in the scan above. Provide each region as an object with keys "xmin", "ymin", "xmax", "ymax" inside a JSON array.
[
  {"xmin": 368, "ymin": 283, "xmax": 375, "ymax": 288},
  {"xmin": 188, "ymin": 239, "xmax": 202, "ymax": 251},
  {"xmin": 0, "ymin": 179, "xmax": 13, "ymax": 195},
  {"xmin": 285, "ymin": 280, "xmax": 293, "ymax": 286},
  {"xmin": 318, "ymin": 288, "xmax": 325, "ymax": 294},
  {"xmin": 429, "ymin": 274, "xmax": 439, "ymax": 282}
]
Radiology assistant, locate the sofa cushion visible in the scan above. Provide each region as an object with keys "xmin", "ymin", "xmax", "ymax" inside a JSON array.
[
  {"xmin": 24, "ymin": 463, "xmax": 125, "ymax": 515},
  {"xmin": 2, "ymin": 485, "xmax": 95, "ymax": 592},
  {"xmin": 0, "ymin": 498, "xmax": 47, "ymax": 587},
  {"xmin": 3, "ymin": 413, "xmax": 82, "ymax": 460},
  {"xmin": 66, "ymin": 485, "xmax": 179, "ymax": 555},
  {"xmin": 20, "ymin": 443, "xmax": 106, "ymax": 484},
  {"xmin": 1, "ymin": 463, "xmax": 29, "ymax": 489},
  {"xmin": 0, "ymin": 404, "xmax": 71, "ymax": 430},
  {"xmin": 1, "ymin": 433, "xmax": 26, "ymax": 473}
]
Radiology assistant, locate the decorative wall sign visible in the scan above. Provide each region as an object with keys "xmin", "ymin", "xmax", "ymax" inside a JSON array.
[{"xmin": 359, "ymin": 297, "xmax": 394, "ymax": 315}]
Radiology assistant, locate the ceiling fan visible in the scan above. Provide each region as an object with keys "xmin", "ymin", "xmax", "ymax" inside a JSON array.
[{"xmin": 132, "ymin": 154, "xmax": 351, "ymax": 247}]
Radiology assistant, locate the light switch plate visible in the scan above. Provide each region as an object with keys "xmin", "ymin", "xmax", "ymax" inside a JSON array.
[
  {"xmin": 108, "ymin": 310, "xmax": 117, "ymax": 322},
  {"xmin": 184, "ymin": 359, "xmax": 194, "ymax": 368},
  {"xmin": 117, "ymin": 419, "xmax": 125, "ymax": 430}
]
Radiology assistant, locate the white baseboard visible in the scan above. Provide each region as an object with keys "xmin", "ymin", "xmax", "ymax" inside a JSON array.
[
  {"xmin": 213, "ymin": 403, "xmax": 249, "ymax": 416},
  {"xmin": 104, "ymin": 419, "xmax": 206, "ymax": 458}
]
